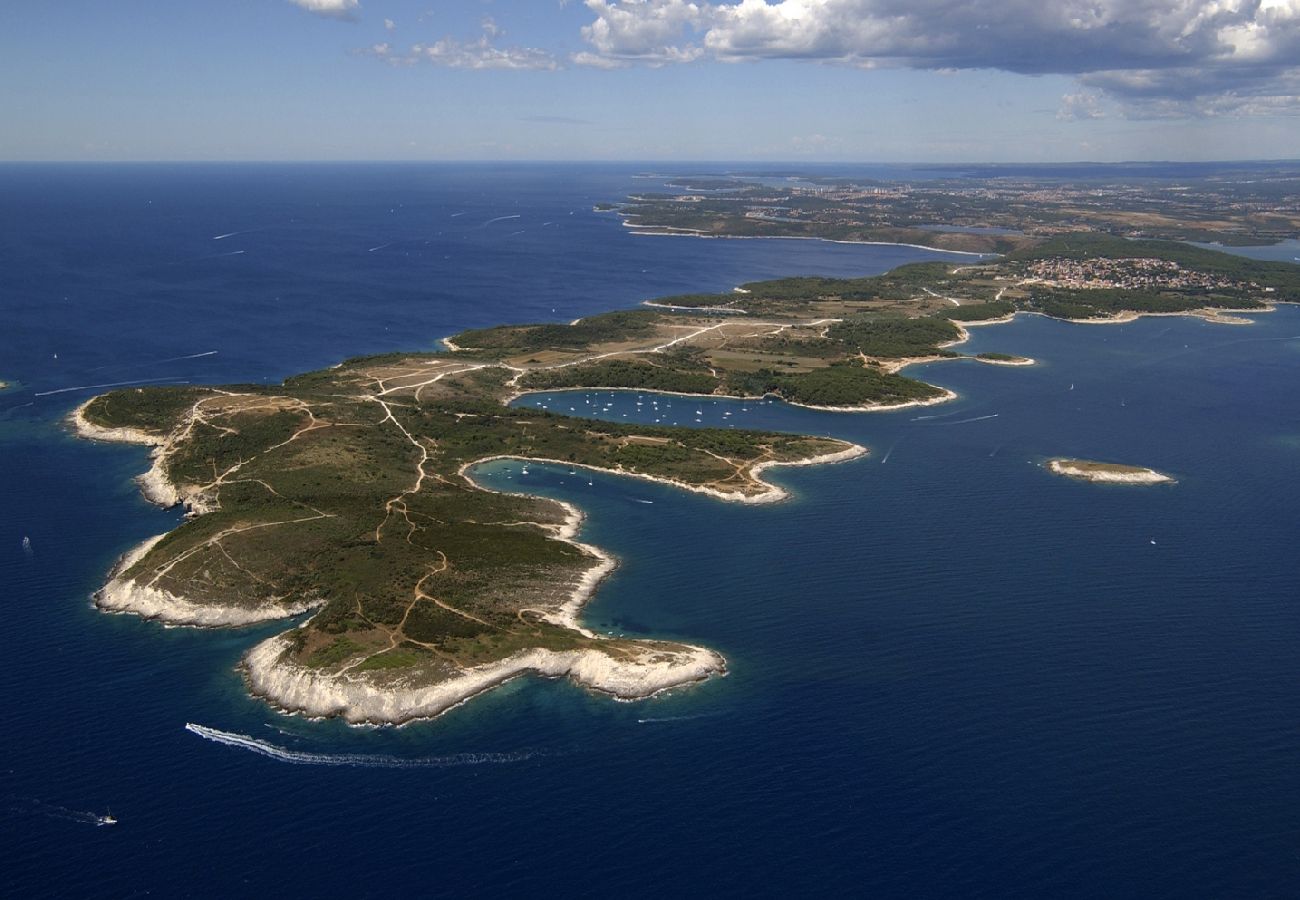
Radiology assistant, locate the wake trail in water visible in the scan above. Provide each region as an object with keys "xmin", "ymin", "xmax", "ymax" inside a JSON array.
[
  {"xmin": 481, "ymin": 214, "xmax": 522, "ymax": 228},
  {"xmin": 937, "ymin": 414, "xmax": 999, "ymax": 426},
  {"xmin": 185, "ymin": 723, "xmax": 541, "ymax": 768},
  {"xmin": 637, "ymin": 712, "xmax": 721, "ymax": 724},
  {"xmin": 89, "ymin": 351, "xmax": 217, "ymax": 374},
  {"xmin": 911, "ymin": 408, "xmax": 967, "ymax": 422},
  {"xmin": 212, "ymin": 232, "xmax": 242, "ymax": 240},
  {"xmin": 11, "ymin": 798, "xmax": 113, "ymax": 827},
  {"xmin": 368, "ymin": 243, "xmax": 394, "ymax": 253},
  {"xmin": 34, "ymin": 377, "xmax": 189, "ymax": 397}
]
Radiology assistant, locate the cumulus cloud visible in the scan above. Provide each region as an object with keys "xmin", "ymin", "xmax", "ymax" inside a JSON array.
[
  {"xmin": 576, "ymin": 0, "xmax": 1300, "ymax": 113},
  {"xmin": 288, "ymin": 0, "xmax": 360, "ymax": 20},
  {"xmin": 581, "ymin": 0, "xmax": 707, "ymax": 62}
]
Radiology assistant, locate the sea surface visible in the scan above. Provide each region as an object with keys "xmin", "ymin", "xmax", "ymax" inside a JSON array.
[{"xmin": 3, "ymin": 164, "xmax": 1300, "ymax": 898}]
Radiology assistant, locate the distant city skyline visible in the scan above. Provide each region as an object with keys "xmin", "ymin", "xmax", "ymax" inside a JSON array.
[{"xmin": 3, "ymin": 0, "xmax": 1299, "ymax": 162}]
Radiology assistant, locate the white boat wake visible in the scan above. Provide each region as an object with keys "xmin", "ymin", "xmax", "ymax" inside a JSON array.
[
  {"xmin": 937, "ymin": 413, "xmax": 999, "ymax": 425},
  {"xmin": 185, "ymin": 723, "xmax": 540, "ymax": 768},
  {"xmin": 34, "ymin": 376, "xmax": 189, "ymax": 397},
  {"xmin": 12, "ymin": 798, "xmax": 115, "ymax": 827},
  {"xmin": 637, "ymin": 712, "xmax": 719, "ymax": 724}
]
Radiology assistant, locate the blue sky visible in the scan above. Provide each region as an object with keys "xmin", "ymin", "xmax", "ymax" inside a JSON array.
[{"xmin": 3, "ymin": 0, "xmax": 1299, "ymax": 162}]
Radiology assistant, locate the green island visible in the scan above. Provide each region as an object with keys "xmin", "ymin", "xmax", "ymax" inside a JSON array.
[{"xmin": 73, "ymin": 233, "xmax": 1293, "ymax": 724}]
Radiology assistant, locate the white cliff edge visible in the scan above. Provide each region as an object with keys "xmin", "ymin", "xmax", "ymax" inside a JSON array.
[
  {"xmin": 95, "ymin": 534, "xmax": 322, "ymax": 627},
  {"xmin": 70, "ymin": 400, "xmax": 183, "ymax": 507},
  {"xmin": 242, "ymin": 632, "xmax": 725, "ymax": 725}
]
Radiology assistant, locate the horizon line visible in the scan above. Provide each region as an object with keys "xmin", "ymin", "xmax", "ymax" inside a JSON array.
[{"xmin": 2, "ymin": 157, "xmax": 1299, "ymax": 167}]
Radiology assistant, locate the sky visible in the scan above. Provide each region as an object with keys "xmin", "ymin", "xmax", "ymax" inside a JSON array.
[{"xmin": 2, "ymin": 0, "xmax": 1299, "ymax": 163}]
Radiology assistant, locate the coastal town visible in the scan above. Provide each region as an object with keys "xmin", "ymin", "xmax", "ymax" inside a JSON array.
[{"xmin": 1020, "ymin": 257, "xmax": 1264, "ymax": 293}]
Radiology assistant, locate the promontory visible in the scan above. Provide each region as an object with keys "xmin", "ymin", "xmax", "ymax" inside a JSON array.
[{"xmin": 73, "ymin": 234, "xmax": 1293, "ymax": 723}]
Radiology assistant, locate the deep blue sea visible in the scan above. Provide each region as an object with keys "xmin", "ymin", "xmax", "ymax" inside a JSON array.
[{"xmin": 4, "ymin": 164, "xmax": 1300, "ymax": 898}]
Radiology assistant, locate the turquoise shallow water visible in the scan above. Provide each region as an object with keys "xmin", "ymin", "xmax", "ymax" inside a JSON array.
[{"xmin": 4, "ymin": 164, "xmax": 1300, "ymax": 897}]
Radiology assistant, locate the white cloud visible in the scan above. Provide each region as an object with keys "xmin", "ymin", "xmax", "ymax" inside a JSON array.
[
  {"xmin": 1058, "ymin": 92, "xmax": 1105, "ymax": 120},
  {"xmin": 288, "ymin": 0, "xmax": 360, "ymax": 20},
  {"xmin": 575, "ymin": 0, "xmax": 1300, "ymax": 113},
  {"xmin": 581, "ymin": 1, "xmax": 707, "ymax": 62},
  {"xmin": 414, "ymin": 37, "xmax": 560, "ymax": 70},
  {"xmin": 360, "ymin": 21, "xmax": 561, "ymax": 71}
]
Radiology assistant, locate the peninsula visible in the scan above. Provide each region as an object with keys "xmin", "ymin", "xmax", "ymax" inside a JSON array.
[{"xmin": 74, "ymin": 234, "xmax": 1292, "ymax": 724}]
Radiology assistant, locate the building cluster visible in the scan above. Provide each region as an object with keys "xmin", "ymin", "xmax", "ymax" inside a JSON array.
[{"xmin": 1022, "ymin": 257, "xmax": 1246, "ymax": 292}]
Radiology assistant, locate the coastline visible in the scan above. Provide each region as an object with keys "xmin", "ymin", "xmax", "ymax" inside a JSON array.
[
  {"xmin": 643, "ymin": 300, "xmax": 747, "ymax": 314},
  {"xmin": 1022, "ymin": 306, "xmax": 1272, "ymax": 327},
  {"xmin": 69, "ymin": 400, "xmax": 182, "ymax": 508},
  {"xmin": 458, "ymin": 443, "xmax": 868, "ymax": 508},
  {"xmin": 793, "ymin": 388, "xmax": 958, "ymax": 413},
  {"xmin": 241, "ymin": 444, "xmax": 804, "ymax": 725},
  {"xmin": 73, "ymin": 410, "xmax": 864, "ymax": 724},
  {"xmin": 73, "ymin": 401, "xmax": 308, "ymax": 626},
  {"xmin": 510, "ymin": 383, "xmax": 959, "ymax": 415},
  {"xmin": 619, "ymin": 221, "xmax": 992, "ymax": 257},
  {"xmin": 976, "ymin": 355, "xmax": 1036, "ymax": 367},
  {"xmin": 84, "ymin": 430, "xmax": 864, "ymax": 721},
  {"xmin": 95, "ymin": 534, "xmax": 324, "ymax": 626},
  {"xmin": 242, "ymin": 632, "xmax": 725, "ymax": 726},
  {"xmin": 69, "ymin": 254, "xmax": 1273, "ymax": 725}
]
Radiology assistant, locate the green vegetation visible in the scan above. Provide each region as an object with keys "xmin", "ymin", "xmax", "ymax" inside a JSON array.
[
  {"xmin": 82, "ymin": 387, "xmax": 217, "ymax": 436},
  {"xmin": 737, "ymin": 263, "xmax": 958, "ymax": 303},
  {"xmin": 725, "ymin": 360, "xmax": 942, "ymax": 407},
  {"xmin": 451, "ymin": 309, "xmax": 664, "ymax": 353},
  {"xmin": 88, "ymin": 329, "xmax": 855, "ymax": 685},
  {"xmin": 826, "ymin": 315, "xmax": 962, "ymax": 358},
  {"xmin": 942, "ymin": 300, "xmax": 1016, "ymax": 321},
  {"xmin": 521, "ymin": 357, "xmax": 719, "ymax": 394},
  {"xmin": 649, "ymin": 293, "xmax": 739, "ymax": 308}
]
